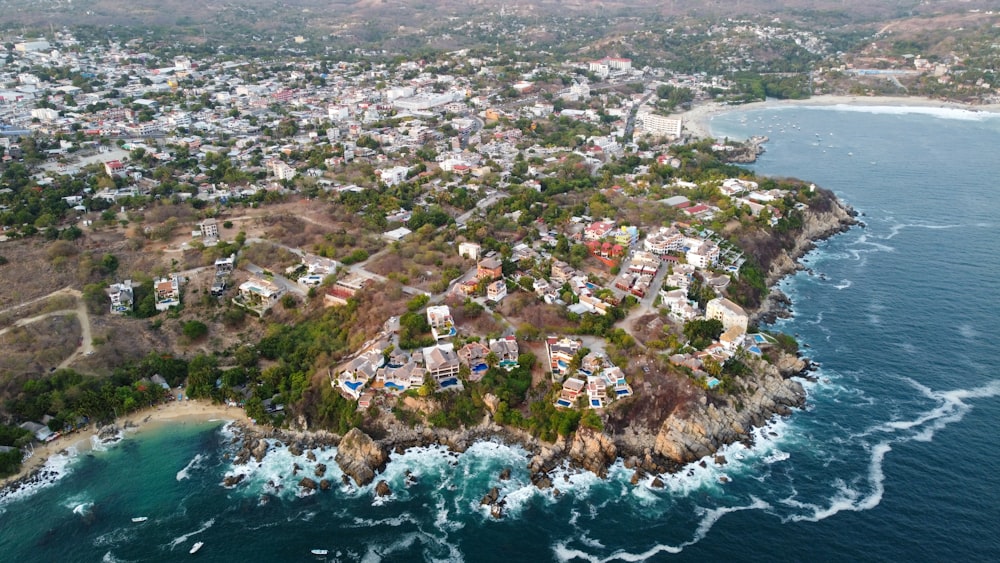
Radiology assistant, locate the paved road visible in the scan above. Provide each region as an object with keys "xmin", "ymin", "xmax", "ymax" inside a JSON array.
[{"xmin": 245, "ymin": 263, "xmax": 306, "ymax": 297}]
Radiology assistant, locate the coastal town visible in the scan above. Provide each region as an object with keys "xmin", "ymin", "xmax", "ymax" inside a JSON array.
[{"xmin": 5, "ymin": 2, "xmax": 992, "ymax": 493}]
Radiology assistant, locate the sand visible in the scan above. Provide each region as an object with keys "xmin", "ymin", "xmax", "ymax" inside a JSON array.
[
  {"xmin": 0, "ymin": 399, "xmax": 251, "ymax": 491},
  {"xmin": 677, "ymin": 94, "xmax": 1000, "ymax": 140}
]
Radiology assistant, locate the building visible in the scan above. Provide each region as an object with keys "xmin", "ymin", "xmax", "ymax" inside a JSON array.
[
  {"xmin": 153, "ymin": 275, "xmax": 181, "ymax": 311},
  {"xmin": 486, "ymin": 279, "xmax": 507, "ymax": 302},
  {"xmin": 199, "ymin": 218, "xmax": 219, "ymax": 241},
  {"xmin": 644, "ymin": 226, "xmax": 686, "ymax": 256},
  {"xmin": 546, "ymin": 336, "xmax": 582, "ymax": 381},
  {"xmin": 426, "ymin": 305, "xmax": 457, "ymax": 340},
  {"xmin": 104, "ymin": 160, "xmax": 125, "ymax": 176},
  {"xmin": 324, "ymin": 274, "xmax": 370, "ymax": 307},
  {"xmin": 423, "ymin": 343, "xmax": 461, "ymax": 387},
  {"xmin": 458, "ymin": 341, "xmax": 491, "ymax": 381},
  {"xmin": 108, "ymin": 280, "xmax": 134, "ymax": 314},
  {"xmin": 458, "ymin": 242, "xmax": 481, "ymax": 260},
  {"xmin": 489, "ymin": 336, "xmax": 520, "ymax": 370},
  {"xmin": 236, "ymin": 276, "xmax": 284, "ymax": 316},
  {"xmin": 268, "ymin": 160, "xmax": 297, "ymax": 181},
  {"xmin": 636, "ymin": 112, "xmax": 683, "ymax": 138},
  {"xmin": 377, "ymin": 165, "xmax": 410, "ymax": 187},
  {"xmin": 335, "ymin": 354, "xmax": 381, "ymax": 400},
  {"xmin": 477, "ymin": 257, "xmax": 503, "ymax": 280},
  {"xmin": 706, "ymin": 297, "xmax": 749, "ymax": 334}
]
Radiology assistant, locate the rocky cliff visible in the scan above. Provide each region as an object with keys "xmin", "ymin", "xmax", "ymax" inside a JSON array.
[
  {"xmin": 651, "ymin": 356, "xmax": 806, "ymax": 465},
  {"xmin": 334, "ymin": 427, "xmax": 388, "ymax": 486}
]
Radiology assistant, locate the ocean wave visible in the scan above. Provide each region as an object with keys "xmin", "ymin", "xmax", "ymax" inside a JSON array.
[
  {"xmin": 176, "ymin": 453, "xmax": 206, "ymax": 481},
  {"xmin": 0, "ymin": 448, "xmax": 79, "ymax": 507},
  {"xmin": 220, "ymin": 438, "xmax": 342, "ymax": 499},
  {"xmin": 166, "ymin": 517, "xmax": 215, "ymax": 551}
]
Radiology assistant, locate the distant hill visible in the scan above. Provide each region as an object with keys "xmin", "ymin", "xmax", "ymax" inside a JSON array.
[{"xmin": 0, "ymin": 0, "xmax": 996, "ymax": 29}]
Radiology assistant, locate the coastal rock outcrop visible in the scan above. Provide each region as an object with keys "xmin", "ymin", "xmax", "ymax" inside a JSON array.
[
  {"xmin": 568, "ymin": 427, "xmax": 617, "ymax": 478},
  {"xmin": 375, "ymin": 480, "xmax": 392, "ymax": 497},
  {"xmin": 335, "ymin": 428, "xmax": 388, "ymax": 487},
  {"xmin": 652, "ymin": 361, "xmax": 805, "ymax": 465},
  {"xmin": 299, "ymin": 477, "xmax": 317, "ymax": 491}
]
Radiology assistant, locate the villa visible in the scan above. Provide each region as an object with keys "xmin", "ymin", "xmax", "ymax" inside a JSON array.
[
  {"xmin": 423, "ymin": 343, "xmax": 462, "ymax": 390},
  {"xmin": 546, "ymin": 336, "xmax": 582, "ymax": 382},
  {"xmin": 486, "ymin": 279, "xmax": 507, "ymax": 302},
  {"xmin": 236, "ymin": 276, "xmax": 284, "ymax": 316},
  {"xmin": 489, "ymin": 336, "xmax": 519, "ymax": 370},
  {"xmin": 458, "ymin": 341, "xmax": 491, "ymax": 381},
  {"xmin": 107, "ymin": 280, "xmax": 134, "ymax": 314},
  {"xmin": 426, "ymin": 305, "xmax": 457, "ymax": 340},
  {"xmin": 706, "ymin": 297, "xmax": 749, "ymax": 334},
  {"xmin": 334, "ymin": 353, "xmax": 382, "ymax": 400},
  {"xmin": 154, "ymin": 274, "xmax": 181, "ymax": 311}
]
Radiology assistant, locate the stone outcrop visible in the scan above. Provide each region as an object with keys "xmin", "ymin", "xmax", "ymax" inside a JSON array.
[
  {"xmin": 299, "ymin": 477, "xmax": 317, "ymax": 491},
  {"xmin": 375, "ymin": 480, "xmax": 392, "ymax": 497},
  {"xmin": 335, "ymin": 428, "xmax": 388, "ymax": 487},
  {"xmin": 653, "ymin": 360, "xmax": 805, "ymax": 465},
  {"xmin": 314, "ymin": 463, "xmax": 327, "ymax": 478},
  {"xmin": 568, "ymin": 427, "xmax": 617, "ymax": 478}
]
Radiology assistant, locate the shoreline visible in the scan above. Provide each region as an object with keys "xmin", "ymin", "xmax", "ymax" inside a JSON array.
[
  {"xmin": 680, "ymin": 94, "xmax": 1000, "ymax": 140},
  {"xmin": 0, "ymin": 399, "xmax": 250, "ymax": 497}
]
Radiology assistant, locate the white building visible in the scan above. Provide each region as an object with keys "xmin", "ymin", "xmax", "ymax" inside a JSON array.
[
  {"xmin": 458, "ymin": 242, "xmax": 481, "ymax": 260},
  {"xmin": 636, "ymin": 112, "xmax": 683, "ymax": 138},
  {"xmin": 706, "ymin": 297, "xmax": 749, "ymax": 334}
]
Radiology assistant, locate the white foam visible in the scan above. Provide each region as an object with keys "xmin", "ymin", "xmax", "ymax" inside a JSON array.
[
  {"xmin": 0, "ymin": 448, "xmax": 79, "ymax": 506},
  {"xmin": 176, "ymin": 453, "xmax": 206, "ymax": 481},
  {"xmin": 166, "ymin": 517, "xmax": 215, "ymax": 551},
  {"xmin": 220, "ymin": 438, "xmax": 342, "ymax": 499}
]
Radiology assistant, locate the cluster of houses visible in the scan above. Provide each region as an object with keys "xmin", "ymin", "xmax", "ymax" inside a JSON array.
[
  {"xmin": 106, "ymin": 273, "xmax": 182, "ymax": 314},
  {"xmin": 332, "ymin": 305, "xmax": 521, "ymax": 408},
  {"xmin": 546, "ymin": 336, "xmax": 633, "ymax": 410}
]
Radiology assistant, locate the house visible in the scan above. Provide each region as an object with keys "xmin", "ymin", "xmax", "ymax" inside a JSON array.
[
  {"xmin": 199, "ymin": 218, "xmax": 219, "ymax": 241},
  {"xmin": 335, "ymin": 354, "xmax": 381, "ymax": 400},
  {"xmin": 477, "ymin": 257, "xmax": 503, "ymax": 280},
  {"xmin": 489, "ymin": 336, "xmax": 519, "ymax": 370},
  {"xmin": 706, "ymin": 297, "xmax": 749, "ymax": 334},
  {"xmin": 376, "ymin": 359, "xmax": 427, "ymax": 394},
  {"xmin": 555, "ymin": 377, "xmax": 586, "ymax": 408},
  {"xmin": 324, "ymin": 274, "xmax": 370, "ymax": 307},
  {"xmin": 546, "ymin": 336, "xmax": 582, "ymax": 381},
  {"xmin": 19, "ymin": 421, "xmax": 54, "ymax": 442},
  {"xmin": 458, "ymin": 241, "xmax": 481, "ymax": 260},
  {"xmin": 426, "ymin": 305, "xmax": 457, "ymax": 340},
  {"xmin": 458, "ymin": 341, "xmax": 491, "ymax": 381},
  {"xmin": 423, "ymin": 343, "xmax": 461, "ymax": 388},
  {"xmin": 154, "ymin": 274, "xmax": 181, "ymax": 311},
  {"xmin": 358, "ymin": 391, "xmax": 375, "ymax": 409},
  {"xmin": 550, "ymin": 260, "xmax": 575, "ymax": 285},
  {"xmin": 104, "ymin": 160, "xmax": 125, "ymax": 176},
  {"xmin": 486, "ymin": 279, "xmax": 507, "ymax": 302},
  {"xmin": 584, "ymin": 220, "xmax": 615, "ymax": 241},
  {"xmin": 108, "ymin": 280, "xmax": 134, "ymax": 314},
  {"xmin": 236, "ymin": 276, "xmax": 284, "ymax": 316}
]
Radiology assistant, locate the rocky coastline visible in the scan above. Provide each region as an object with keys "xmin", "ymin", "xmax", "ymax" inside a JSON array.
[{"xmin": 224, "ymin": 193, "xmax": 857, "ymax": 508}]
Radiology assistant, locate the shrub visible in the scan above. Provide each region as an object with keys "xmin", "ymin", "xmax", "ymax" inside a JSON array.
[{"xmin": 182, "ymin": 320, "xmax": 209, "ymax": 340}]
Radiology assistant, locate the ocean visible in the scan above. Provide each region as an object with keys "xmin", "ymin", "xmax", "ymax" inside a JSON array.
[{"xmin": 2, "ymin": 105, "xmax": 999, "ymax": 562}]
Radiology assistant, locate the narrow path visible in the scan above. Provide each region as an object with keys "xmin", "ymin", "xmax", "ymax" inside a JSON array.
[{"xmin": 0, "ymin": 287, "xmax": 95, "ymax": 370}]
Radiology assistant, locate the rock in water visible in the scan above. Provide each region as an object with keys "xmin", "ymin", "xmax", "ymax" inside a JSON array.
[
  {"xmin": 319, "ymin": 479, "xmax": 331, "ymax": 491},
  {"xmin": 306, "ymin": 450, "xmax": 317, "ymax": 462},
  {"xmin": 650, "ymin": 476, "xmax": 664, "ymax": 489},
  {"xmin": 480, "ymin": 487, "xmax": 500, "ymax": 506},
  {"xmin": 334, "ymin": 428, "xmax": 388, "ymax": 487},
  {"xmin": 499, "ymin": 467, "xmax": 512, "ymax": 481},
  {"xmin": 568, "ymin": 427, "xmax": 617, "ymax": 478},
  {"xmin": 375, "ymin": 480, "xmax": 392, "ymax": 498},
  {"xmin": 222, "ymin": 474, "xmax": 245, "ymax": 487},
  {"xmin": 299, "ymin": 477, "xmax": 317, "ymax": 491},
  {"xmin": 314, "ymin": 463, "xmax": 327, "ymax": 477}
]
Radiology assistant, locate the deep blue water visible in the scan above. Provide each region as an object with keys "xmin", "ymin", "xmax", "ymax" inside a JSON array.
[{"xmin": 2, "ymin": 105, "xmax": 999, "ymax": 562}]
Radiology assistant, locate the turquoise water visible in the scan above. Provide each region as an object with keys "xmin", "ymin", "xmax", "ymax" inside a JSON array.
[{"xmin": 2, "ymin": 106, "xmax": 1000, "ymax": 561}]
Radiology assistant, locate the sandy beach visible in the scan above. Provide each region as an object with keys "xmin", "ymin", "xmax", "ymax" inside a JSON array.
[
  {"xmin": 0, "ymin": 399, "xmax": 251, "ymax": 492},
  {"xmin": 678, "ymin": 94, "xmax": 1000, "ymax": 139}
]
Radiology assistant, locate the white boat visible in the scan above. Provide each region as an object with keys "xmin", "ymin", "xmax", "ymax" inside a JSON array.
[
  {"xmin": 189, "ymin": 542, "xmax": 204, "ymax": 554},
  {"xmin": 311, "ymin": 549, "xmax": 329, "ymax": 556},
  {"xmin": 131, "ymin": 516, "xmax": 149, "ymax": 523}
]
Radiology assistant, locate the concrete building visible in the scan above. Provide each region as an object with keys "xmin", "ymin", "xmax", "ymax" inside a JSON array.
[{"xmin": 706, "ymin": 297, "xmax": 749, "ymax": 334}]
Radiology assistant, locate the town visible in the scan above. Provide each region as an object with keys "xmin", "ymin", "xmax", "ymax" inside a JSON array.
[{"xmin": 0, "ymin": 11, "xmax": 931, "ymax": 478}]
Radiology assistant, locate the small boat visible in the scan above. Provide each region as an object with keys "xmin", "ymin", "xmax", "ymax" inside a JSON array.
[
  {"xmin": 189, "ymin": 542, "xmax": 204, "ymax": 554},
  {"xmin": 311, "ymin": 549, "xmax": 329, "ymax": 556},
  {"xmin": 131, "ymin": 516, "xmax": 149, "ymax": 523}
]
